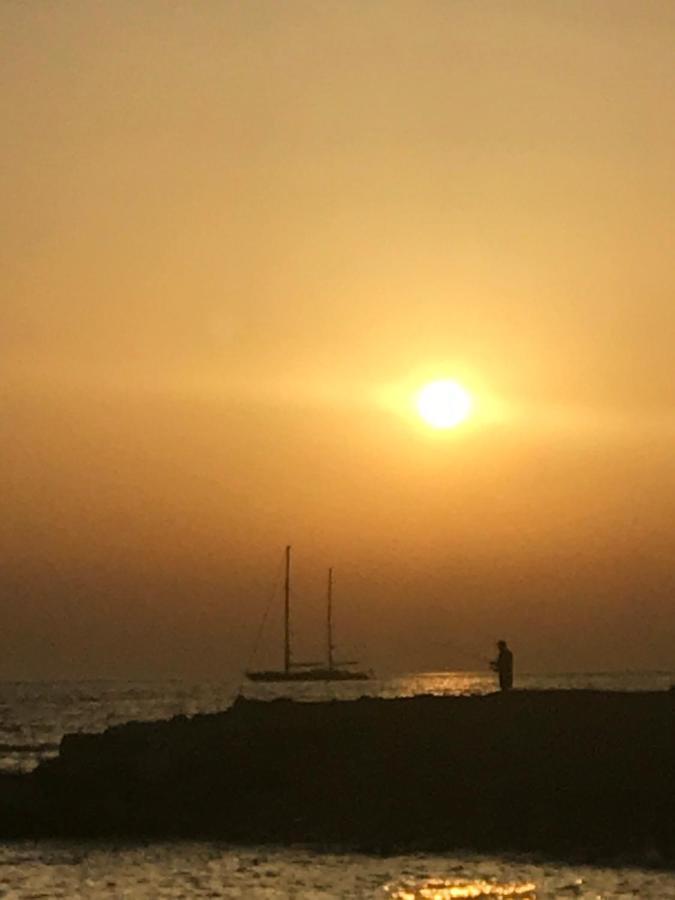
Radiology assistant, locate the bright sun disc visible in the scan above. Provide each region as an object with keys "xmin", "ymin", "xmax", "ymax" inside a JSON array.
[{"xmin": 416, "ymin": 380, "xmax": 473, "ymax": 429}]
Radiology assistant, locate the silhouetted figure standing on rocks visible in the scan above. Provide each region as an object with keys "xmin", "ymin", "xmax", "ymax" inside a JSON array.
[{"xmin": 490, "ymin": 640, "xmax": 513, "ymax": 691}]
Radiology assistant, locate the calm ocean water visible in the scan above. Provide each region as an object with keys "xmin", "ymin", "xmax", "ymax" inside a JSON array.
[
  {"xmin": 0, "ymin": 842, "xmax": 673, "ymax": 899},
  {"xmin": 0, "ymin": 671, "xmax": 672, "ymax": 897}
]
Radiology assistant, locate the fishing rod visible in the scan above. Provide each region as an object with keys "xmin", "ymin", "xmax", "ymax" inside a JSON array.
[{"xmin": 430, "ymin": 638, "xmax": 493, "ymax": 666}]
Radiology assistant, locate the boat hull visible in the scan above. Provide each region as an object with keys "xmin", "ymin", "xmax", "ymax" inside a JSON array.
[{"xmin": 246, "ymin": 668, "xmax": 371, "ymax": 682}]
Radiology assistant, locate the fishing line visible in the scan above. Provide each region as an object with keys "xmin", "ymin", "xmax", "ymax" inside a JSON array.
[{"xmin": 236, "ymin": 550, "xmax": 286, "ymax": 696}]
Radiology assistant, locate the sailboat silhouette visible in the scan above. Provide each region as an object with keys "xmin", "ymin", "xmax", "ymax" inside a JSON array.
[{"xmin": 246, "ymin": 546, "xmax": 372, "ymax": 682}]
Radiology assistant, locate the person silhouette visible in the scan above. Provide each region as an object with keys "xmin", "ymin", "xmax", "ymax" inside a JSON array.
[{"xmin": 490, "ymin": 640, "xmax": 513, "ymax": 691}]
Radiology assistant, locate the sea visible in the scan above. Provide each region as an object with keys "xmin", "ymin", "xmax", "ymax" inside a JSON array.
[{"xmin": 0, "ymin": 670, "xmax": 673, "ymax": 898}]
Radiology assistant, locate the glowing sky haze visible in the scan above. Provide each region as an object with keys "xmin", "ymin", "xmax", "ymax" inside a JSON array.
[{"xmin": 1, "ymin": 1, "xmax": 674, "ymax": 678}]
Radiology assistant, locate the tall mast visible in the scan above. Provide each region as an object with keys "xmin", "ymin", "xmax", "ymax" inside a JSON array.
[
  {"xmin": 327, "ymin": 567, "xmax": 334, "ymax": 670},
  {"xmin": 284, "ymin": 545, "xmax": 291, "ymax": 673}
]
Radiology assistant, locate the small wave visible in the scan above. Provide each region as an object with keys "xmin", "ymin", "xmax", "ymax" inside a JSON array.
[{"xmin": 0, "ymin": 742, "xmax": 59, "ymax": 753}]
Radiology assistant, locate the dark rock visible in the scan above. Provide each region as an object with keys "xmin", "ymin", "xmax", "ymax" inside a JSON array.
[{"xmin": 2, "ymin": 691, "xmax": 673, "ymax": 864}]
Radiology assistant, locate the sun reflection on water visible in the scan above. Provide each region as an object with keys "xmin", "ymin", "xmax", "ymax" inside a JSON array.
[{"xmin": 385, "ymin": 879, "xmax": 537, "ymax": 899}]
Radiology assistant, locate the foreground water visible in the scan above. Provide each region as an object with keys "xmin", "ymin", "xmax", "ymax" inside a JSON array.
[
  {"xmin": 1, "ymin": 672, "xmax": 673, "ymax": 897},
  {"xmin": 0, "ymin": 842, "xmax": 673, "ymax": 898}
]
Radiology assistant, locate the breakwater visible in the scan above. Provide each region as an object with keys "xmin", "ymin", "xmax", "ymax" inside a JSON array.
[{"xmin": 0, "ymin": 691, "xmax": 672, "ymax": 863}]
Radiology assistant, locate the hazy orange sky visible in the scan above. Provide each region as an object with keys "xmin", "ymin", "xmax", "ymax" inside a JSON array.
[{"xmin": 2, "ymin": 1, "xmax": 674, "ymax": 678}]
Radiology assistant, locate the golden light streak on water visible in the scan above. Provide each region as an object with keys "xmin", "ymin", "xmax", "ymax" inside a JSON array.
[{"xmin": 385, "ymin": 880, "xmax": 537, "ymax": 899}]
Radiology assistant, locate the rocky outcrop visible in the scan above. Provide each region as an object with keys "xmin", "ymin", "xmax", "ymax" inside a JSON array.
[{"xmin": 1, "ymin": 691, "xmax": 672, "ymax": 863}]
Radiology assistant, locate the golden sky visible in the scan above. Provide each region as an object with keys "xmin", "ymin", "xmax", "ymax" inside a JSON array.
[{"xmin": 2, "ymin": 1, "xmax": 674, "ymax": 678}]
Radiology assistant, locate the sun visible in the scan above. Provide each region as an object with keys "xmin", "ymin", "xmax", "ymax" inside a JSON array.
[{"xmin": 416, "ymin": 379, "xmax": 473, "ymax": 429}]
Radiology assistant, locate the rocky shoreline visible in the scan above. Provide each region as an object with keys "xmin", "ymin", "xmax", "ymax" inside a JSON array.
[{"xmin": 0, "ymin": 691, "xmax": 672, "ymax": 864}]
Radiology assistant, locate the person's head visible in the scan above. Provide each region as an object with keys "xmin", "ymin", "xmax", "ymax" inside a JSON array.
[{"xmin": 497, "ymin": 640, "xmax": 507, "ymax": 650}]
